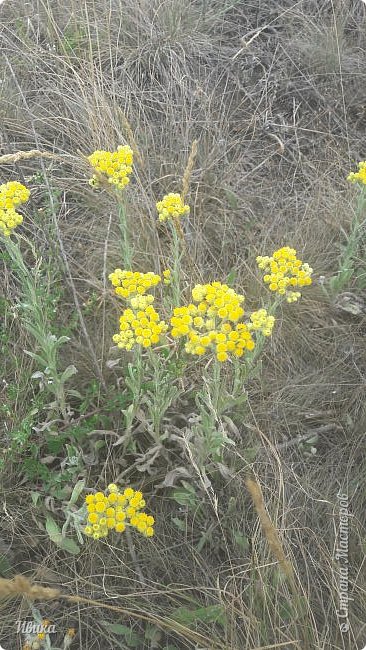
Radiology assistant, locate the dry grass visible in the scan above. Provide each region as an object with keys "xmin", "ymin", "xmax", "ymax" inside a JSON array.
[{"xmin": 1, "ymin": 0, "xmax": 366, "ymax": 649}]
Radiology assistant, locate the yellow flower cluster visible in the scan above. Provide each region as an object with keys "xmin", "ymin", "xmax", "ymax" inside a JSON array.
[
  {"xmin": 248, "ymin": 309, "xmax": 275, "ymax": 336},
  {"xmin": 84, "ymin": 484, "xmax": 154, "ymax": 540},
  {"xmin": 109, "ymin": 269, "xmax": 161, "ymax": 300},
  {"xmin": 170, "ymin": 282, "xmax": 256, "ymax": 362},
  {"xmin": 88, "ymin": 145, "xmax": 133, "ymax": 190},
  {"xmin": 113, "ymin": 305, "xmax": 168, "ymax": 349},
  {"xmin": 256, "ymin": 246, "xmax": 312, "ymax": 302},
  {"xmin": 0, "ymin": 181, "xmax": 30, "ymax": 236},
  {"xmin": 286, "ymin": 291, "xmax": 301, "ymax": 303},
  {"xmin": 163, "ymin": 269, "xmax": 171, "ymax": 285},
  {"xmin": 156, "ymin": 193, "xmax": 190, "ymax": 222},
  {"xmin": 347, "ymin": 161, "xmax": 366, "ymax": 185},
  {"xmin": 191, "ymin": 282, "xmax": 245, "ymax": 321},
  {"xmin": 110, "ymin": 268, "xmax": 167, "ymax": 350}
]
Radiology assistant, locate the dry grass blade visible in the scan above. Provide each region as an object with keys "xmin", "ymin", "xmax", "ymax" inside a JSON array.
[
  {"xmin": 182, "ymin": 139, "xmax": 198, "ymax": 202},
  {"xmin": 0, "ymin": 150, "xmax": 60, "ymax": 164},
  {"xmin": 245, "ymin": 477, "xmax": 296, "ymax": 590}
]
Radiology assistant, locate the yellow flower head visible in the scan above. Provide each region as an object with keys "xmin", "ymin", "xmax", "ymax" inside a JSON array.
[
  {"xmin": 109, "ymin": 267, "xmax": 169, "ymax": 349},
  {"xmin": 163, "ymin": 269, "xmax": 171, "ymax": 285},
  {"xmin": 107, "ymin": 483, "xmax": 118, "ymax": 493},
  {"xmin": 88, "ymin": 145, "xmax": 133, "ymax": 190},
  {"xmin": 112, "ymin": 304, "xmax": 167, "ymax": 351},
  {"xmin": 83, "ymin": 485, "xmax": 154, "ymax": 539},
  {"xmin": 347, "ymin": 161, "xmax": 366, "ymax": 185},
  {"xmin": 109, "ymin": 269, "xmax": 161, "ymax": 300},
  {"xmin": 257, "ymin": 247, "xmax": 312, "ymax": 301},
  {"xmin": 0, "ymin": 181, "xmax": 30, "ymax": 236},
  {"xmin": 248, "ymin": 309, "xmax": 275, "ymax": 336},
  {"xmin": 156, "ymin": 193, "xmax": 190, "ymax": 222},
  {"xmin": 170, "ymin": 282, "xmax": 257, "ymax": 362}
]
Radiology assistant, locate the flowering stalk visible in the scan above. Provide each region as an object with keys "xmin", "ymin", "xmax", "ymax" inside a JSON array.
[
  {"xmin": 156, "ymin": 192, "xmax": 190, "ymax": 307},
  {"xmin": 108, "ymin": 268, "xmax": 173, "ymax": 443},
  {"xmin": 204, "ymin": 357, "xmax": 220, "ymax": 412},
  {"xmin": 88, "ymin": 145, "xmax": 135, "ymax": 267},
  {"xmin": 1, "ymin": 181, "xmax": 76, "ymax": 421},
  {"xmin": 170, "ymin": 249, "xmax": 312, "ymax": 461}
]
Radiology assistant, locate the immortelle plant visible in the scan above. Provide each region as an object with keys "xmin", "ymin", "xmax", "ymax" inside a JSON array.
[
  {"xmin": 328, "ymin": 160, "xmax": 366, "ymax": 294},
  {"xmin": 87, "ymin": 143, "xmax": 314, "ymax": 461},
  {"xmin": 0, "ymin": 181, "xmax": 77, "ymax": 422}
]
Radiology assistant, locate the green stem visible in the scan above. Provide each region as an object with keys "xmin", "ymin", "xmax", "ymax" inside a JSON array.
[
  {"xmin": 203, "ymin": 358, "xmax": 224, "ymax": 419},
  {"xmin": 170, "ymin": 223, "xmax": 182, "ymax": 307},
  {"xmin": 230, "ymin": 296, "xmax": 282, "ymax": 398},
  {"xmin": 122, "ymin": 347, "xmax": 143, "ymax": 454}
]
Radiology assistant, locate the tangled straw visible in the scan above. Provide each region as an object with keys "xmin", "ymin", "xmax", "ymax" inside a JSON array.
[{"xmin": 0, "ymin": 575, "xmax": 254, "ymax": 650}]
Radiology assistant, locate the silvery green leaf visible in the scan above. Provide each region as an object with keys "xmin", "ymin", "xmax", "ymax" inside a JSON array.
[
  {"xmin": 60, "ymin": 364, "xmax": 78, "ymax": 383},
  {"xmin": 56, "ymin": 335, "xmax": 70, "ymax": 345},
  {"xmin": 31, "ymin": 491, "xmax": 41, "ymax": 506},
  {"xmin": 24, "ymin": 349, "xmax": 48, "ymax": 367},
  {"xmin": 67, "ymin": 389, "xmax": 83, "ymax": 398},
  {"xmin": 68, "ymin": 479, "xmax": 85, "ymax": 506},
  {"xmin": 74, "ymin": 525, "xmax": 85, "ymax": 545},
  {"xmin": 31, "ymin": 371, "xmax": 44, "ymax": 379},
  {"xmin": 45, "ymin": 515, "xmax": 80, "ymax": 555},
  {"xmin": 106, "ymin": 358, "xmax": 121, "ymax": 368}
]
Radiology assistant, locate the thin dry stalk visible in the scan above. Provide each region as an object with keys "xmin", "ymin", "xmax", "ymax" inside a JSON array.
[
  {"xmin": 0, "ymin": 150, "xmax": 60, "ymax": 165},
  {"xmin": 182, "ymin": 139, "xmax": 198, "ymax": 202},
  {"xmin": 245, "ymin": 477, "xmax": 297, "ymax": 591},
  {"xmin": 171, "ymin": 139, "xmax": 199, "ymax": 271},
  {"xmin": 117, "ymin": 108, "xmax": 145, "ymax": 168}
]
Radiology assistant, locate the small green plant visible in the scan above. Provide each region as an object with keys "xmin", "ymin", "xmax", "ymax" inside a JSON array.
[
  {"xmin": 2, "ymin": 229, "xmax": 77, "ymax": 421},
  {"xmin": 31, "ymin": 479, "xmax": 86, "ymax": 555},
  {"xmin": 144, "ymin": 349, "xmax": 181, "ymax": 442},
  {"xmin": 328, "ymin": 162, "xmax": 366, "ymax": 294},
  {"xmin": 0, "ymin": 177, "xmax": 95, "ymax": 430},
  {"xmin": 62, "ymin": 24, "xmax": 87, "ymax": 55}
]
